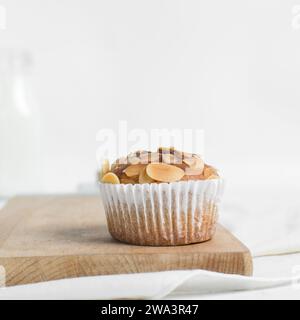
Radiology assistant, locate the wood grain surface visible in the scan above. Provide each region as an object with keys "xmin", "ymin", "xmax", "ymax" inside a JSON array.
[{"xmin": 0, "ymin": 195, "xmax": 253, "ymax": 286}]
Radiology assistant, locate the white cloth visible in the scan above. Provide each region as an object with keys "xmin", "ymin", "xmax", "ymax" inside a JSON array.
[
  {"xmin": 1, "ymin": 181, "xmax": 300, "ymax": 300},
  {"xmin": 0, "ymin": 269, "xmax": 299, "ymax": 300}
]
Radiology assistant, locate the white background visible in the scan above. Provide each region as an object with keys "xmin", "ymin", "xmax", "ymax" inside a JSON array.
[
  {"xmin": 1, "ymin": 0, "xmax": 300, "ymax": 193},
  {"xmin": 1, "ymin": 1, "xmax": 300, "ymax": 300}
]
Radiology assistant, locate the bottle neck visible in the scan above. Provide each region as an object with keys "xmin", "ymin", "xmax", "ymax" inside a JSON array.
[{"xmin": 0, "ymin": 50, "xmax": 34, "ymax": 117}]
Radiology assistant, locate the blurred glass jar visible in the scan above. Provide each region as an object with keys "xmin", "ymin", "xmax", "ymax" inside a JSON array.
[{"xmin": 0, "ymin": 50, "xmax": 41, "ymax": 197}]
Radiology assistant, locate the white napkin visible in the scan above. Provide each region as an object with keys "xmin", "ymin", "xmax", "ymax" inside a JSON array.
[{"xmin": 0, "ymin": 269, "xmax": 299, "ymax": 300}]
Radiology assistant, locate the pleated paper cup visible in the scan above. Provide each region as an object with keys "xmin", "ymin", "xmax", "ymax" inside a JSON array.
[{"xmin": 99, "ymin": 179, "xmax": 224, "ymax": 246}]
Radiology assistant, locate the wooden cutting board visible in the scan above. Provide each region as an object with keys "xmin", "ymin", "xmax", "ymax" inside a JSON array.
[{"xmin": 0, "ymin": 196, "xmax": 252, "ymax": 286}]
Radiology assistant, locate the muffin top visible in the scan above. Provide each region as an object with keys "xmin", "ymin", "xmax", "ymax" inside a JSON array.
[{"xmin": 100, "ymin": 147, "xmax": 219, "ymax": 184}]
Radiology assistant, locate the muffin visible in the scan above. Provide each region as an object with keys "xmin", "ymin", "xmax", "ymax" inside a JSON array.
[{"xmin": 99, "ymin": 147, "xmax": 224, "ymax": 246}]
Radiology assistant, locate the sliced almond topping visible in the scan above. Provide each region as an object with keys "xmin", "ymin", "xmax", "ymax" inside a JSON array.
[
  {"xmin": 192, "ymin": 157, "xmax": 204, "ymax": 172},
  {"xmin": 183, "ymin": 158, "xmax": 195, "ymax": 167},
  {"xmin": 120, "ymin": 178, "xmax": 137, "ymax": 184},
  {"xmin": 112, "ymin": 165, "xmax": 127, "ymax": 177},
  {"xmin": 116, "ymin": 157, "xmax": 128, "ymax": 165},
  {"xmin": 181, "ymin": 174, "xmax": 205, "ymax": 181},
  {"xmin": 101, "ymin": 159, "xmax": 110, "ymax": 175},
  {"xmin": 182, "ymin": 152, "xmax": 193, "ymax": 159},
  {"xmin": 183, "ymin": 157, "xmax": 204, "ymax": 174},
  {"xmin": 146, "ymin": 163, "xmax": 185, "ymax": 183},
  {"xmin": 123, "ymin": 164, "xmax": 146, "ymax": 177},
  {"xmin": 149, "ymin": 152, "xmax": 160, "ymax": 163},
  {"xmin": 173, "ymin": 150, "xmax": 183, "ymax": 159},
  {"xmin": 207, "ymin": 174, "xmax": 219, "ymax": 180},
  {"xmin": 134, "ymin": 150, "xmax": 143, "ymax": 157},
  {"xmin": 162, "ymin": 153, "xmax": 181, "ymax": 164},
  {"xmin": 174, "ymin": 151, "xmax": 192, "ymax": 163},
  {"xmin": 185, "ymin": 168, "xmax": 205, "ymax": 176},
  {"xmin": 111, "ymin": 162, "xmax": 117, "ymax": 171},
  {"xmin": 140, "ymin": 152, "xmax": 150, "ymax": 164},
  {"xmin": 203, "ymin": 165, "xmax": 218, "ymax": 179},
  {"xmin": 174, "ymin": 163, "xmax": 188, "ymax": 170},
  {"xmin": 107, "ymin": 150, "xmax": 217, "ymax": 184},
  {"xmin": 127, "ymin": 156, "xmax": 140, "ymax": 165},
  {"xmin": 101, "ymin": 172, "xmax": 120, "ymax": 184},
  {"xmin": 139, "ymin": 167, "xmax": 156, "ymax": 184},
  {"xmin": 99, "ymin": 159, "xmax": 110, "ymax": 179}
]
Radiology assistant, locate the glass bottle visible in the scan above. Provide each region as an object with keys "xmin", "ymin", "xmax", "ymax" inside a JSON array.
[{"xmin": 0, "ymin": 49, "xmax": 41, "ymax": 197}]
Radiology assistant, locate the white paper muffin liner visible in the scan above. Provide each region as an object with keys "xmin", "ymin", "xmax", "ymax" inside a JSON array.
[{"xmin": 99, "ymin": 179, "xmax": 224, "ymax": 246}]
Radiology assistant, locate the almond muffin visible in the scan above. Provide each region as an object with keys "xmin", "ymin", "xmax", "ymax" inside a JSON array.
[{"xmin": 99, "ymin": 147, "xmax": 224, "ymax": 246}]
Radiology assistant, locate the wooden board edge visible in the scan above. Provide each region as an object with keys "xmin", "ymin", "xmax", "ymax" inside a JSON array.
[{"xmin": 0, "ymin": 250, "xmax": 253, "ymax": 287}]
